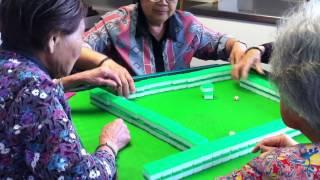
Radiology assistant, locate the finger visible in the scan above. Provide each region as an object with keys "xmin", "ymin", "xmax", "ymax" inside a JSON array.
[
  {"xmin": 230, "ymin": 53, "xmax": 235, "ymax": 65},
  {"xmin": 100, "ymin": 79, "xmax": 118, "ymax": 88},
  {"xmin": 252, "ymin": 145, "xmax": 261, "ymax": 153},
  {"xmin": 116, "ymin": 118, "xmax": 124, "ymax": 123},
  {"xmin": 104, "ymin": 71, "xmax": 122, "ymax": 87},
  {"xmin": 240, "ymin": 61, "xmax": 253, "ymax": 80},
  {"xmin": 255, "ymin": 62, "xmax": 265, "ymax": 75},
  {"xmin": 117, "ymin": 85, "xmax": 123, "ymax": 97},
  {"xmin": 259, "ymin": 136, "xmax": 282, "ymax": 147},
  {"xmin": 231, "ymin": 64, "xmax": 241, "ymax": 80},
  {"xmin": 234, "ymin": 52, "xmax": 243, "ymax": 65},
  {"xmin": 124, "ymin": 71, "xmax": 136, "ymax": 94},
  {"xmin": 119, "ymin": 73, "xmax": 130, "ymax": 98},
  {"xmin": 260, "ymin": 151, "xmax": 271, "ymax": 159},
  {"xmin": 259, "ymin": 145, "xmax": 276, "ymax": 153}
]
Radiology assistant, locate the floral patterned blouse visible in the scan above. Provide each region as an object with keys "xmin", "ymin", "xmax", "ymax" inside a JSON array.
[
  {"xmin": 0, "ymin": 50, "xmax": 116, "ymax": 179},
  {"xmin": 220, "ymin": 143, "xmax": 320, "ymax": 179}
]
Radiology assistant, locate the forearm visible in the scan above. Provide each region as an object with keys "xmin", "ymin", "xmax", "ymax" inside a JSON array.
[
  {"xmin": 74, "ymin": 47, "xmax": 108, "ymax": 71},
  {"xmin": 225, "ymin": 38, "xmax": 247, "ymax": 56},
  {"xmin": 59, "ymin": 73, "xmax": 86, "ymax": 91}
]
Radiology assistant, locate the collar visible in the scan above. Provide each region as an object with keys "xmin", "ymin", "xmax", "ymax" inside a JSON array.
[{"xmin": 135, "ymin": 4, "xmax": 178, "ymax": 41}]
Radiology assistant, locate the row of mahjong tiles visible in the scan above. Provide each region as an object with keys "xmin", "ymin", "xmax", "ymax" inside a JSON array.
[{"xmin": 83, "ymin": 65, "xmax": 300, "ymax": 179}]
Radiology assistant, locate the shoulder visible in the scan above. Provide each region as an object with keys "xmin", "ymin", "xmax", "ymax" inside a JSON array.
[
  {"xmin": 0, "ymin": 54, "xmax": 50, "ymax": 82},
  {"xmin": 0, "ymin": 53, "xmax": 64, "ymax": 108},
  {"xmin": 101, "ymin": 4, "xmax": 137, "ymax": 23},
  {"xmin": 0, "ymin": 53, "xmax": 67, "ymax": 142},
  {"xmin": 173, "ymin": 10, "xmax": 206, "ymax": 36},
  {"xmin": 175, "ymin": 10, "xmax": 200, "ymax": 25},
  {"xmin": 84, "ymin": 4, "xmax": 137, "ymax": 37}
]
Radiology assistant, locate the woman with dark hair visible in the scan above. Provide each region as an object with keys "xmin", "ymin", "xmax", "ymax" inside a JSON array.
[
  {"xmin": 72, "ymin": 0, "xmax": 248, "ymax": 97},
  {"xmin": 0, "ymin": 0, "xmax": 130, "ymax": 179}
]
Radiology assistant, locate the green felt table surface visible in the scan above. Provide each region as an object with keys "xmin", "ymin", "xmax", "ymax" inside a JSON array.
[
  {"xmin": 70, "ymin": 91, "xmax": 179, "ymax": 180},
  {"xmin": 133, "ymin": 80, "xmax": 280, "ymax": 141},
  {"xmin": 70, "ymin": 88, "xmax": 310, "ymax": 179}
]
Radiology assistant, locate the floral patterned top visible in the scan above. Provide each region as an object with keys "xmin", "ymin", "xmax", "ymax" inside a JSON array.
[
  {"xmin": 0, "ymin": 50, "xmax": 116, "ymax": 179},
  {"xmin": 220, "ymin": 143, "xmax": 320, "ymax": 179}
]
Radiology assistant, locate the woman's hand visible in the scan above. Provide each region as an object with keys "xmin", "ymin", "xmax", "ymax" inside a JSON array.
[
  {"xmin": 252, "ymin": 134, "xmax": 298, "ymax": 154},
  {"xmin": 99, "ymin": 119, "xmax": 131, "ymax": 155},
  {"xmin": 100, "ymin": 60, "xmax": 136, "ymax": 98},
  {"xmin": 232, "ymin": 47, "xmax": 264, "ymax": 80},
  {"xmin": 74, "ymin": 47, "xmax": 136, "ymax": 97},
  {"xmin": 77, "ymin": 66, "xmax": 122, "ymax": 89},
  {"xmin": 56, "ymin": 59, "xmax": 136, "ymax": 98}
]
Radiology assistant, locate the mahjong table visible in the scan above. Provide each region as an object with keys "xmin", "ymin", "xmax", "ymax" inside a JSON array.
[{"xmin": 69, "ymin": 64, "xmax": 309, "ymax": 180}]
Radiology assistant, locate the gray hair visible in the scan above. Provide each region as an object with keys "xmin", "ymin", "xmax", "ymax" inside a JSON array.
[{"xmin": 271, "ymin": 1, "xmax": 320, "ymax": 130}]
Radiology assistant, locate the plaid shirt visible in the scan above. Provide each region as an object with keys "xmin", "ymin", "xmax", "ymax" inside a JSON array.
[{"xmin": 84, "ymin": 4, "xmax": 231, "ymax": 75}]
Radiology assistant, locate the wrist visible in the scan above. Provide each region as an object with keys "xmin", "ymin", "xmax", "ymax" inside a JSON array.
[
  {"xmin": 97, "ymin": 141, "xmax": 118, "ymax": 156},
  {"xmin": 54, "ymin": 78, "xmax": 64, "ymax": 87},
  {"xmin": 226, "ymin": 39, "xmax": 247, "ymax": 54},
  {"xmin": 235, "ymin": 40, "xmax": 247, "ymax": 48},
  {"xmin": 97, "ymin": 57, "xmax": 110, "ymax": 68},
  {"xmin": 59, "ymin": 73, "xmax": 87, "ymax": 91},
  {"xmin": 246, "ymin": 46, "xmax": 265, "ymax": 56}
]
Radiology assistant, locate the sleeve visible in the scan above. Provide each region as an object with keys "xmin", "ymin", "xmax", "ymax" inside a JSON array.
[
  {"xmin": 17, "ymin": 81, "xmax": 116, "ymax": 179},
  {"xmin": 261, "ymin": 42, "xmax": 273, "ymax": 63},
  {"xmin": 219, "ymin": 144, "xmax": 319, "ymax": 179},
  {"xmin": 83, "ymin": 17, "xmax": 113, "ymax": 54},
  {"xmin": 191, "ymin": 16, "xmax": 232, "ymax": 61}
]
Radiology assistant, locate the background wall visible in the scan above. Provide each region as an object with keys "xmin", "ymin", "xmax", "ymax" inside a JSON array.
[{"xmin": 84, "ymin": 0, "xmax": 133, "ymax": 11}]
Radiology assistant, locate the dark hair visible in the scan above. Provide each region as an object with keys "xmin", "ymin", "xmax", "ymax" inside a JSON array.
[{"xmin": 0, "ymin": 0, "xmax": 87, "ymax": 51}]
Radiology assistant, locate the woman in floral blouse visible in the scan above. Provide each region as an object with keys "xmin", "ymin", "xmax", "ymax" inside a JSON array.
[
  {"xmin": 221, "ymin": 2, "xmax": 320, "ymax": 179},
  {"xmin": 0, "ymin": 0, "xmax": 130, "ymax": 179}
]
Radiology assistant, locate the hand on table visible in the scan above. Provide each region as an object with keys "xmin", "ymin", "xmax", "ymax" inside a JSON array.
[
  {"xmin": 252, "ymin": 134, "xmax": 298, "ymax": 154},
  {"xmin": 58, "ymin": 59, "xmax": 136, "ymax": 98},
  {"xmin": 232, "ymin": 48, "xmax": 264, "ymax": 80},
  {"xmin": 99, "ymin": 119, "xmax": 131, "ymax": 155},
  {"xmin": 77, "ymin": 66, "xmax": 122, "ymax": 90},
  {"xmin": 100, "ymin": 60, "xmax": 136, "ymax": 98}
]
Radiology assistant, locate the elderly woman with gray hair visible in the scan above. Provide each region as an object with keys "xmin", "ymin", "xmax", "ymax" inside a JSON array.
[
  {"xmin": 221, "ymin": 2, "xmax": 320, "ymax": 179},
  {"xmin": 0, "ymin": 0, "xmax": 130, "ymax": 179}
]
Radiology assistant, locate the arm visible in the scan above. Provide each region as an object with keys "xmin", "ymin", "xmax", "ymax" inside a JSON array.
[
  {"xmin": 60, "ymin": 20, "xmax": 135, "ymax": 96},
  {"xmin": 75, "ymin": 47, "xmax": 110, "ymax": 71},
  {"xmin": 74, "ymin": 18, "xmax": 114, "ymax": 70},
  {"xmin": 192, "ymin": 20, "xmax": 247, "ymax": 63},
  {"xmin": 19, "ymin": 82, "xmax": 118, "ymax": 179}
]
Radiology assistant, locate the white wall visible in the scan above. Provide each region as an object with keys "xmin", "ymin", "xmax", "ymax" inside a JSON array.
[{"xmin": 191, "ymin": 15, "xmax": 277, "ymax": 68}]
